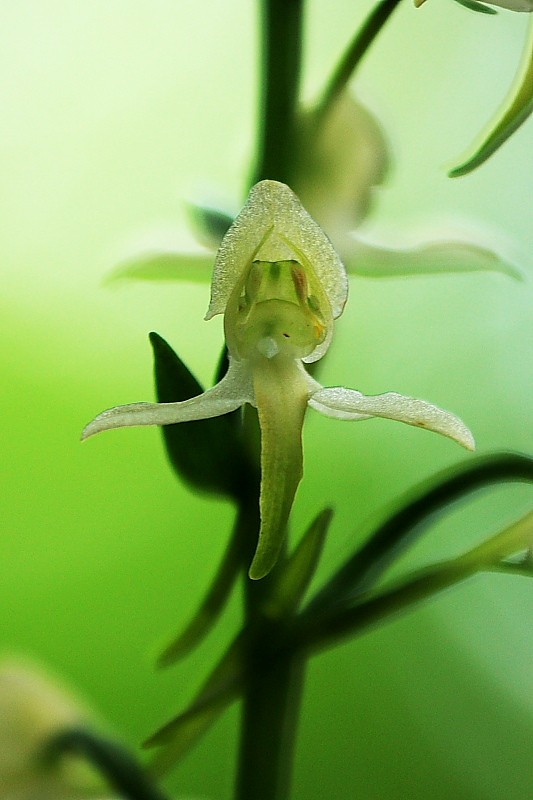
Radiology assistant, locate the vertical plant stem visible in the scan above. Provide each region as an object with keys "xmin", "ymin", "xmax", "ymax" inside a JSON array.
[
  {"xmin": 234, "ymin": 2, "xmax": 307, "ymax": 797},
  {"xmin": 233, "ymin": 434, "xmax": 306, "ymax": 800},
  {"xmin": 235, "ymin": 642, "xmax": 305, "ymax": 800},
  {"xmin": 315, "ymin": 0, "xmax": 404, "ymax": 124},
  {"xmin": 253, "ymin": 0, "xmax": 305, "ymax": 185}
]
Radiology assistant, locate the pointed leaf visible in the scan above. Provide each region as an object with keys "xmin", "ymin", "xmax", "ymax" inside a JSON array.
[
  {"xmin": 157, "ymin": 522, "xmax": 242, "ymax": 667},
  {"xmin": 450, "ymin": 19, "xmax": 533, "ymax": 176},
  {"xmin": 264, "ymin": 508, "xmax": 333, "ymax": 619},
  {"xmin": 461, "ymin": 506, "xmax": 533, "ymax": 566},
  {"xmin": 303, "ymin": 453, "xmax": 533, "ymax": 617},
  {"xmin": 146, "ymin": 632, "xmax": 247, "ymax": 775},
  {"xmin": 150, "ymin": 333, "xmax": 251, "ymax": 501}
]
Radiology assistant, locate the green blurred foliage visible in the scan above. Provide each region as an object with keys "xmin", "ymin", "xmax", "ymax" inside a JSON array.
[{"xmin": 1, "ymin": 2, "xmax": 533, "ymax": 799}]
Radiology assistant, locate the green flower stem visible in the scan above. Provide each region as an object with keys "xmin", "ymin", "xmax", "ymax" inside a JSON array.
[
  {"xmin": 253, "ymin": 0, "xmax": 305, "ymax": 185},
  {"xmin": 294, "ymin": 556, "xmax": 479, "ymax": 655},
  {"xmin": 234, "ymin": 487, "xmax": 305, "ymax": 800},
  {"xmin": 315, "ymin": 0, "xmax": 404, "ymax": 124},
  {"xmin": 237, "ymin": 0, "xmax": 308, "ymax": 776},
  {"xmin": 235, "ymin": 646, "xmax": 305, "ymax": 800}
]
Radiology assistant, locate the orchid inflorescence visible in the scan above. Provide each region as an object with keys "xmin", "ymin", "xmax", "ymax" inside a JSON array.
[{"xmin": 83, "ymin": 180, "xmax": 474, "ymax": 580}]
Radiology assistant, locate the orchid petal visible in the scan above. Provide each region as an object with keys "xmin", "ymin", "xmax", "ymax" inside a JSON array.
[
  {"xmin": 450, "ymin": 17, "xmax": 533, "ymax": 176},
  {"xmin": 82, "ymin": 360, "xmax": 252, "ymax": 440},
  {"xmin": 341, "ymin": 234, "xmax": 523, "ymax": 280},
  {"xmin": 107, "ymin": 250, "xmax": 214, "ymax": 284},
  {"xmin": 206, "ymin": 180, "xmax": 348, "ymax": 322},
  {"xmin": 311, "ymin": 387, "xmax": 475, "ymax": 451},
  {"xmin": 248, "ymin": 358, "xmax": 310, "ymax": 580}
]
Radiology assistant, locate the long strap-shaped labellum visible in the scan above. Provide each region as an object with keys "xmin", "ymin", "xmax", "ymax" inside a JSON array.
[
  {"xmin": 249, "ymin": 356, "xmax": 310, "ymax": 580},
  {"xmin": 450, "ymin": 16, "xmax": 533, "ymax": 177}
]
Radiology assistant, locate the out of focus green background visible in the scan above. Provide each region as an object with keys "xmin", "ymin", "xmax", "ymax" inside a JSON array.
[{"xmin": 1, "ymin": 2, "xmax": 533, "ymax": 798}]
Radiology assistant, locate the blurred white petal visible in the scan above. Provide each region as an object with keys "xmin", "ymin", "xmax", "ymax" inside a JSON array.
[
  {"xmin": 340, "ymin": 232, "xmax": 523, "ymax": 280},
  {"xmin": 106, "ymin": 250, "xmax": 214, "ymax": 284}
]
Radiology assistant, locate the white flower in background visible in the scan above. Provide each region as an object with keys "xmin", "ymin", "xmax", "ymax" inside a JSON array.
[
  {"xmin": 84, "ymin": 181, "xmax": 474, "ymax": 581},
  {"xmin": 0, "ymin": 660, "xmax": 104, "ymax": 800},
  {"xmin": 111, "ymin": 94, "xmax": 520, "ymax": 285}
]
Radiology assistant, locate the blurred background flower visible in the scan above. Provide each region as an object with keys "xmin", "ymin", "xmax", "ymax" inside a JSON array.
[{"xmin": 0, "ymin": 660, "xmax": 105, "ymax": 800}]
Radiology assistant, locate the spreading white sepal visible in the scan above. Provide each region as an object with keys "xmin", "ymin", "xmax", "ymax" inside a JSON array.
[
  {"xmin": 311, "ymin": 387, "xmax": 475, "ymax": 451},
  {"xmin": 82, "ymin": 360, "xmax": 253, "ymax": 440}
]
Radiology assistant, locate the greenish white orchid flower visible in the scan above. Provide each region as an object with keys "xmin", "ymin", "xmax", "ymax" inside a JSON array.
[{"xmin": 84, "ymin": 180, "xmax": 474, "ymax": 580}]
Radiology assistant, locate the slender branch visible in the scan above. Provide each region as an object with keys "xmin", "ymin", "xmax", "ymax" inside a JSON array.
[
  {"xmin": 294, "ymin": 557, "xmax": 477, "ymax": 655},
  {"xmin": 303, "ymin": 453, "xmax": 533, "ymax": 619},
  {"xmin": 315, "ymin": 0, "xmax": 404, "ymax": 123},
  {"xmin": 157, "ymin": 518, "xmax": 244, "ymax": 666},
  {"xmin": 293, "ymin": 541, "xmax": 533, "ymax": 656},
  {"xmin": 252, "ymin": 0, "xmax": 305, "ymax": 185},
  {"xmin": 45, "ymin": 728, "xmax": 169, "ymax": 800}
]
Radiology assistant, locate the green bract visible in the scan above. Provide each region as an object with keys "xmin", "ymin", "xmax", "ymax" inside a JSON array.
[
  {"xmin": 450, "ymin": 17, "xmax": 533, "ymax": 176},
  {"xmin": 83, "ymin": 180, "xmax": 475, "ymax": 580}
]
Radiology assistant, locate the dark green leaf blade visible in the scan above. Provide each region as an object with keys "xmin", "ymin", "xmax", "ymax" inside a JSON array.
[
  {"xmin": 150, "ymin": 332, "xmax": 250, "ymax": 501},
  {"xmin": 304, "ymin": 453, "xmax": 533, "ymax": 617},
  {"xmin": 157, "ymin": 521, "xmax": 242, "ymax": 667},
  {"xmin": 146, "ymin": 632, "xmax": 247, "ymax": 775}
]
